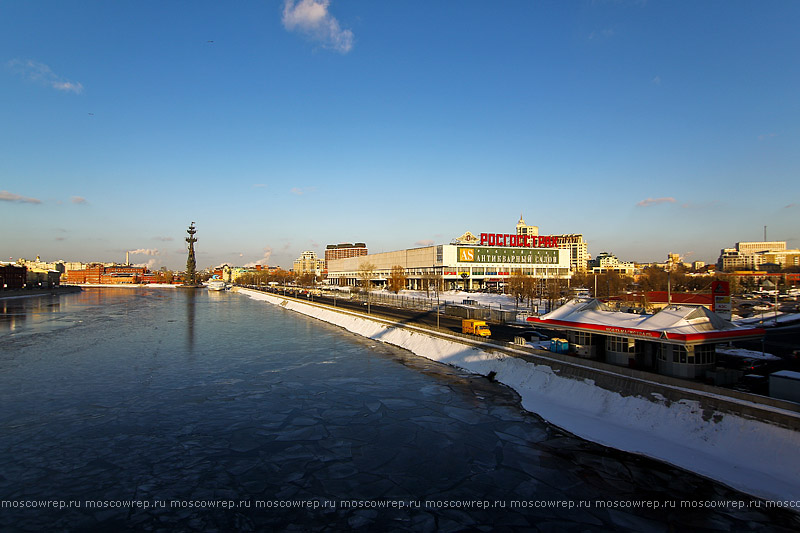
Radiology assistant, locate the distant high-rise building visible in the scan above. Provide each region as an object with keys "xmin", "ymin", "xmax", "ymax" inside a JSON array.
[
  {"xmin": 324, "ymin": 243, "xmax": 368, "ymax": 270},
  {"xmin": 666, "ymin": 253, "xmax": 683, "ymax": 271},
  {"xmin": 588, "ymin": 252, "xmax": 636, "ymax": 275},
  {"xmin": 718, "ymin": 241, "xmax": 788, "ymax": 271},
  {"xmin": 737, "ymin": 241, "xmax": 786, "ymax": 255},
  {"xmin": 515, "ymin": 215, "xmax": 539, "ymax": 237},
  {"xmin": 555, "ymin": 234, "xmax": 590, "ymax": 272},
  {"xmin": 516, "ymin": 215, "xmax": 588, "ymax": 272},
  {"xmin": 294, "ymin": 251, "xmax": 325, "ymax": 277}
]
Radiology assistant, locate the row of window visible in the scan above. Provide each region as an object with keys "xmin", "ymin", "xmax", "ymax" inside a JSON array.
[
  {"xmin": 595, "ymin": 334, "xmax": 717, "ymax": 366},
  {"xmin": 607, "ymin": 336, "xmax": 636, "ymax": 353},
  {"xmin": 656, "ymin": 345, "xmax": 715, "ymax": 365},
  {"xmin": 673, "ymin": 345, "xmax": 715, "ymax": 365},
  {"xmin": 572, "ymin": 332, "xmax": 592, "ymax": 345}
]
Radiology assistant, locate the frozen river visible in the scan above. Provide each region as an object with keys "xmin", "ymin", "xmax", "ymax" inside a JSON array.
[{"xmin": 1, "ymin": 288, "xmax": 798, "ymax": 531}]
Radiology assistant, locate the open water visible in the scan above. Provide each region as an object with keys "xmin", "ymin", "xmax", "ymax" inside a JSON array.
[{"xmin": 1, "ymin": 288, "xmax": 798, "ymax": 532}]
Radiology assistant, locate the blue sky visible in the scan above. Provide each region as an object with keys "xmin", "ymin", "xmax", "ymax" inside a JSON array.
[{"xmin": 2, "ymin": 1, "xmax": 798, "ymax": 270}]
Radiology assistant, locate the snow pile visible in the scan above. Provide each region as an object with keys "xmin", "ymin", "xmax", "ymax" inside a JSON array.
[
  {"xmin": 396, "ymin": 289, "xmax": 520, "ymax": 309},
  {"xmin": 716, "ymin": 346, "xmax": 781, "ymax": 361},
  {"xmin": 239, "ymin": 288, "xmax": 800, "ymax": 503},
  {"xmin": 734, "ymin": 312, "xmax": 800, "ymax": 327}
]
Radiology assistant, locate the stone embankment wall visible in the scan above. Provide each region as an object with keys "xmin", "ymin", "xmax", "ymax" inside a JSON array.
[
  {"xmin": 237, "ymin": 288, "xmax": 800, "ymax": 503},
  {"xmin": 0, "ymin": 285, "xmax": 82, "ymax": 300}
]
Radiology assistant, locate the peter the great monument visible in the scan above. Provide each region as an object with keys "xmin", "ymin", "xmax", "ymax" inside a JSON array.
[{"xmin": 179, "ymin": 221, "xmax": 202, "ymax": 288}]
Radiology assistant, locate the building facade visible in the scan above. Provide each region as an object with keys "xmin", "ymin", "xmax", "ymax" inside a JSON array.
[
  {"xmin": 515, "ymin": 216, "xmax": 539, "ymax": 238},
  {"xmin": 65, "ymin": 264, "xmax": 147, "ymax": 284},
  {"xmin": 327, "ymin": 238, "xmax": 571, "ymax": 291},
  {"xmin": 293, "ymin": 251, "xmax": 325, "ymax": 278},
  {"xmin": 1, "ymin": 264, "xmax": 27, "ymax": 290},
  {"xmin": 530, "ymin": 299, "xmax": 764, "ymax": 379},
  {"xmin": 588, "ymin": 252, "xmax": 636, "ymax": 275},
  {"xmin": 761, "ymin": 250, "xmax": 800, "ymax": 269},
  {"xmin": 324, "ymin": 243, "xmax": 367, "ymax": 270},
  {"xmin": 15, "ymin": 256, "xmax": 65, "ymax": 272},
  {"xmin": 718, "ymin": 241, "xmax": 789, "ymax": 271},
  {"xmin": 556, "ymin": 234, "xmax": 590, "ymax": 272},
  {"xmin": 737, "ymin": 241, "xmax": 787, "ymax": 255}
]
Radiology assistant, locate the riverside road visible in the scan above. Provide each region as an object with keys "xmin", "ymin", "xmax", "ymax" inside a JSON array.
[
  {"xmin": 250, "ymin": 286, "xmax": 800, "ymax": 383},
  {"xmin": 252, "ymin": 287, "xmax": 534, "ymax": 343}
]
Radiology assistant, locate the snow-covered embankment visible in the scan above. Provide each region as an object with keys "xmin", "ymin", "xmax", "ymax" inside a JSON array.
[{"xmin": 238, "ymin": 288, "xmax": 800, "ymax": 504}]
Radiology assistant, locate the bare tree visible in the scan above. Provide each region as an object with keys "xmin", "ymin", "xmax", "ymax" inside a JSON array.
[
  {"xmin": 298, "ymin": 271, "xmax": 316, "ymax": 287},
  {"xmin": 432, "ymin": 270, "xmax": 443, "ymax": 296},
  {"xmin": 357, "ymin": 261, "xmax": 376, "ymax": 291},
  {"xmin": 358, "ymin": 261, "xmax": 376, "ymax": 312},
  {"xmin": 544, "ymin": 276, "xmax": 569, "ymax": 312},
  {"xmin": 420, "ymin": 270, "xmax": 444, "ymax": 298},
  {"xmin": 387, "ymin": 265, "xmax": 406, "ymax": 294},
  {"xmin": 522, "ymin": 275, "xmax": 538, "ymax": 311},
  {"xmin": 508, "ymin": 272, "xmax": 527, "ymax": 311}
]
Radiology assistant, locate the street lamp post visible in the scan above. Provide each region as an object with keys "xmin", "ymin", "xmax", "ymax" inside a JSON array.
[{"xmin": 436, "ymin": 295, "xmax": 440, "ymax": 331}]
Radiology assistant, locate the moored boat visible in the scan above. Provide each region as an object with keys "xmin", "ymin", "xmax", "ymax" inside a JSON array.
[{"xmin": 206, "ymin": 279, "xmax": 227, "ymax": 291}]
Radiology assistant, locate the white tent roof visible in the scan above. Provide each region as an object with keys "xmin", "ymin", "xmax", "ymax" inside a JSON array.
[{"xmin": 539, "ymin": 298, "xmax": 738, "ymax": 336}]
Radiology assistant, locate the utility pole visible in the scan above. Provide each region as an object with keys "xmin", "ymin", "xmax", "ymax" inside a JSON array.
[
  {"xmin": 436, "ymin": 295, "xmax": 440, "ymax": 330},
  {"xmin": 667, "ymin": 271, "xmax": 672, "ymax": 305}
]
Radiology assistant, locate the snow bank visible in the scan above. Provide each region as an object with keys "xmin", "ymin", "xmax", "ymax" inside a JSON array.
[
  {"xmin": 716, "ymin": 347, "xmax": 781, "ymax": 361},
  {"xmin": 397, "ymin": 289, "xmax": 519, "ymax": 309},
  {"xmin": 735, "ymin": 312, "xmax": 800, "ymax": 327},
  {"xmin": 239, "ymin": 289, "xmax": 800, "ymax": 504}
]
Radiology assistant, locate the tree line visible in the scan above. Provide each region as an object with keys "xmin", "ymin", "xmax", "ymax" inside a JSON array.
[{"xmin": 233, "ymin": 263, "xmax": 794, "ymax": 298}]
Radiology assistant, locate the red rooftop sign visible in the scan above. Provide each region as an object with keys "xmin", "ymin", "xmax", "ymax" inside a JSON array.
[{"xmin": 480, "ymin": 233, "xmax": 558, "ymax": 248}]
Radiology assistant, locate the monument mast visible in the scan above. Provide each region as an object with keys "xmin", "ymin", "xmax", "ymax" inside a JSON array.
[{"xmin": 184, "ymin": 221, "xmax": 198, "ymax": 286}]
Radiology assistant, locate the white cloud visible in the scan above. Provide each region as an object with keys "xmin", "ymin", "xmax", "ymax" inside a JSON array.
[
  {"xmin": 0, "ymin": 190, "xmax": 41, "ymax": 204},
  {"xmin": 415, "ymin": 239, "xmax": 435, "ymax": 246},
  {"xmin": 282, "ymin": 0, "xmax": 354, "ymax": 54},
  {"xmin": 244, "ymin": 247, "xmax": 273, "ymax": 267},
  {"xmin": 154, "ymin": 236, "xmax": 174, "ymax": 242},
  {"xmin": 290, "ymin": 186, "xmax": 317, "ymax": 195},
  {"xmin": 7, "ymin": 59, "xmax": 83, "ymax": 94},
  {"xmin": 53, "ymin": 81, "xmax": 83, "ymax": 93},
  {"xmin": 70, "ymin": 196, "xmax": 87, "ymax": 204},
  {"xmin": 129, "ymin": 248, "xmax": 160, "ymax": 256},
  {"xmin": 651, "ymin": 75, "xmax": 661, "ymax": 85},
  {"xmin": 636, "ymin": 197, "xmax": 676, "ymax": 207},
  {"xmin": 589, "ymin": 28, "xmax": 615, "ymax": 40}
]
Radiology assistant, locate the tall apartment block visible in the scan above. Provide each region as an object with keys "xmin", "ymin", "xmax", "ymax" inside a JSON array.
[{"xmin": 324, "ymin": 243, "xmax": 368, "ymax": 270}]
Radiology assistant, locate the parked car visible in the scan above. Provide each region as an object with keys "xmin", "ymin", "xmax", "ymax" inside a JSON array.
[
  {"xmin": 741, "ymin": 358, "xmax": 767, "ymax": 372},
  {"xmin": 517, "ymin": 330, "xmax": 550, "ymax": 342}
]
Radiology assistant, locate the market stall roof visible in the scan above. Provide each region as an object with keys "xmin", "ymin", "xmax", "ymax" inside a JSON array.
[{"xmin": 529, "ymin": 299, "xmax": 764, "ymax": 344}]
